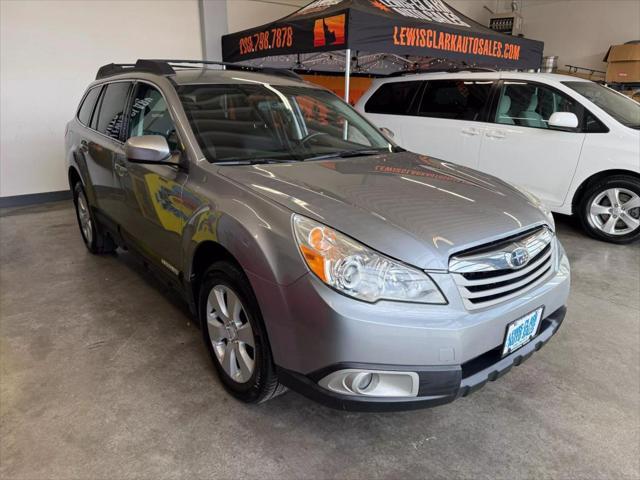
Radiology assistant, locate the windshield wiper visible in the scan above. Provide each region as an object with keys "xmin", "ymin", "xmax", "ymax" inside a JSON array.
[
  {"xmin": 303, "ymin": 146, "xmax": 403, "ymax": 162},
  {"xmin": 213, "ymin": 157, "xmax": 298, "ymax": 165}
]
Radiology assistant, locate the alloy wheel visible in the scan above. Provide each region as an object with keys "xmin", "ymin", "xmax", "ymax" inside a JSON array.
[
  {"xmin": 76, "ymin": 191, "xmax": 94, "ymax": 244},
  {"xmin": 206, "ymin": 285, "xmax": 256, "ymax": 383},
  {"xmin": 589, "ymin": 187, "xmax": 640, "ymax": 236}
]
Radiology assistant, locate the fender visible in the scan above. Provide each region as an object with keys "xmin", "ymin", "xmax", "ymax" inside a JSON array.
[{"xmin": 179, "ymin": 175, "xmax": 309, "ymax": 310}]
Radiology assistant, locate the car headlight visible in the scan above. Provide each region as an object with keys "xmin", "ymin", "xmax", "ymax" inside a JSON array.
[
  {"xmin": 292, "ymin": 214, "xmax": 446, "ymax": 304},
  {"xmin": 513, "ymin": 185, "xmax": 555, "ymax": 231}
]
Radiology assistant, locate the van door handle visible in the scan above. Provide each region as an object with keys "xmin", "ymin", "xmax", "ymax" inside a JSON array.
[
  {"xmin": 461, "ymin": 127, "xmax": 480, "ymax": 136},
  {"xmin": 79, "ymin": 140, "xmax": 88, "ymax": 152},
  {"xmin": 114, "ymin": 163, "xmax": 128, "ymax": 177},
  {"xmin": 486, "ymin": 130, "xmax": 506, "ymax": 139}
]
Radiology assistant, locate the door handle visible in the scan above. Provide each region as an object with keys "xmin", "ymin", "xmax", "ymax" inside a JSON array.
[
  {"xmin": 79, "ymin": 140, "xmax": 88, "ymax": 152},
  {"xmin": 486, "ymin": 130, "xmax": 506, "ymax": 139},
  {"xmin": 461, "ymin": 127, "xmax": 480, "ymax": 136},
  {"xmin": 114, "ymin": 163, "xmax": 128, "ymax": 177}
]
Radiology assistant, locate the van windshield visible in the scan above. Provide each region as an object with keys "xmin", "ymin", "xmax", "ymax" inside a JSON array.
[
  {"xmin": 563, "ymin": 81, "xmax": 640, "ymax": 129},
  {"xmin": 177, "ymin": 83, "xmax": 393, "ymax": 163}
]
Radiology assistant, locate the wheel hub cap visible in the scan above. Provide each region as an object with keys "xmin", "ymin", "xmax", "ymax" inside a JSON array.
[
  {"xmin": 76, "ymin": 192, "xmax": 93, "ymax": 244},
  {"xmin": 206, "ymin": 285, "xmax": 256, "ymax": 383},
  {"xmin": 589, "ymin": 187, "xmax": 640, "ymax": 236}
]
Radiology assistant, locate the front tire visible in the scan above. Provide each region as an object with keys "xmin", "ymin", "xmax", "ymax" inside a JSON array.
[
  {"xmin": 199, "ymin": 261, "xmax": 286, "ymax": 403},
  {"xmin": 578, "ymin": 175, "xmax": 640, "ymax": 244}
]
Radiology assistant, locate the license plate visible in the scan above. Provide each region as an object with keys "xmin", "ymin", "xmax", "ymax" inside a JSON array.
[{"xmin": 502, "ymin": 307, "xmax": 543, "ymax": 356}]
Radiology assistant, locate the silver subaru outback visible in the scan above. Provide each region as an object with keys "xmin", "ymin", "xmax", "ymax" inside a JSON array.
[{"xmin": 65, "ymin": 60, "xmax": 570, "ymax": 411}]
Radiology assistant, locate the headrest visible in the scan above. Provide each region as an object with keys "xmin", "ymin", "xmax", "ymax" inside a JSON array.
[{"xmin": 498, "ymin": 95, "xmax": 511, "ymax": 114}]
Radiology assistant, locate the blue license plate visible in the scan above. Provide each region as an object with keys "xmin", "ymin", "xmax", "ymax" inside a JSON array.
[{"xmin": 502, "ymin": 307, "xmax": 543, "ymax": 356}]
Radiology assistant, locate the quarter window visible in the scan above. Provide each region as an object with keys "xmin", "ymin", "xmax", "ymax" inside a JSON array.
[
  {"xmin": 128, "ymin": 83, "xmax": 179, "ymax": 150},
  {"xmin": 418, "ymin": 80, "xmax": 494, "ymax": 121},
  {"xmin": 77, "ymin": 87, "xmax": 101, "ymax": 126},
  {"xmin": 364, "ymin": 81, "xmax": 422, "ymax": 115},
  {"xmin": 95, "ymin": 82, "xmax": 132, "ymax": 140}
]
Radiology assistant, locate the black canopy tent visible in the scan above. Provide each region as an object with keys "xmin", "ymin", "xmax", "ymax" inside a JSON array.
[{"xmin": 221, "ymin": 0, "xmax": 544, "ymax": 100}]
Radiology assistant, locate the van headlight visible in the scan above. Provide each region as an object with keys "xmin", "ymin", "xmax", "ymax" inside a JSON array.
[
  {"xmin": 513, "ymin": 185, "xmax": 555, "ymax": 231},
  {"xmin": 292, "ymin": 214, "xmax": 446, "ymax": 304}
]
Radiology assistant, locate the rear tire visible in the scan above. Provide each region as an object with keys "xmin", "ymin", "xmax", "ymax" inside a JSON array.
[
  {"xmin": 199, "ymin": 261, "xmax": 286, "ymax": 403},
  {"xmin": 577, "ymin": 175, "xmax": 640, "ymax": 244},
  {"xmin": 72, "ymin": 182, "xmax": 116, "ymax": 254}
]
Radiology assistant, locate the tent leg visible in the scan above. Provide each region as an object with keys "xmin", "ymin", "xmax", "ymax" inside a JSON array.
[
  {"xmin": 343, "ymin": 49, "xmax": 351, "ymax": 140},
  {"xmin": 344, "ymin": 48, "xmax": 351, "ymax": 103}
]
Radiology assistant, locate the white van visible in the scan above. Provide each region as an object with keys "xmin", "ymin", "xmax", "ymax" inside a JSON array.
[{"xmin": 356, "ymin": 72, "xmax": 640, "ymax": 243}]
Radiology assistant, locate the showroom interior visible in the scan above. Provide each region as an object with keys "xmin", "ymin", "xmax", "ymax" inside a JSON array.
[{"xmin": 0, "ymin": 0, "xmax": 639, "ymax": 478}]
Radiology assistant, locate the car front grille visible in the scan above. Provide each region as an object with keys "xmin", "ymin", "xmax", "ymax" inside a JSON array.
[{"xmin": 449, "ymin": 226, "xmax": 555, "ymax": 310}]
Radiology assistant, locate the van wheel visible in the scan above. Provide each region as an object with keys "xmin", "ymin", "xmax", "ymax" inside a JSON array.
[
  {"xmin": 578, "ymin": 175, "xmax": 640, "ymax": 244},
  {"xmin": 199, "ymin": 261, "xmax": 286, "ymax": 403},
  {"xmin": 72, "ymin": 182, "xmax": 116, "ymax": 254}
]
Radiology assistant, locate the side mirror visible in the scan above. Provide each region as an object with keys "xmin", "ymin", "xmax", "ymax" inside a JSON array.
[
  {"xmin": 379, "ymin": 127, "xmax": 395, "ymax": 139},
  {"xmin": 125, "ymin": 135, "xmax": 171, "ymax": 163},
  {"xmin": 548, "ymin": 112, "xmax": 578, "ymax": 130}
]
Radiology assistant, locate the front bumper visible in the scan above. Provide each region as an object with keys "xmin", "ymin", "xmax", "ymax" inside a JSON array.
[
  {"xmin": 277, "ymin": 306, "xmax": 566, "ymax": 411},
  {"xmin": 247, "ymin": 239, "xmax": 570, "ymax": 410}
]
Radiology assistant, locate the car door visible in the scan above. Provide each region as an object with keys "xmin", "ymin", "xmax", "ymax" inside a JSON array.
[
  {"xmin": 85, "ymin": 81, "xmax": 133, "ymax": 228},
  {"xmin": 478, "ymin": 80, "xmax": 586, "ymax": 208},
  {"xmin": 360, "ymin": 80, "xmax": 423, "ymax": 147},
  {"xmin": 400, "ymin": 79, "xmax": 495, "ymax": 169},
  {"xmin": 118, "ymin": 81, "xmax": 187, "ymax": 275}
]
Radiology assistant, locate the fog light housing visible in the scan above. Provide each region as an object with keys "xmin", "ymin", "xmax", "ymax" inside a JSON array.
[{"xmin": 318, "ymin": 369, "xmax": 419, "ymax": 398}]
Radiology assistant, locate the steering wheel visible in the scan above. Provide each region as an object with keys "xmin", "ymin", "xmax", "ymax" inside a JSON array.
[{"xmin": 297, "ymin": 132, "xmax": 330, "ymax": 145}]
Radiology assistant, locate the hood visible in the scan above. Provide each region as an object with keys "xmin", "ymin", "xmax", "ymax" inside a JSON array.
[{"xmin": 217, "ymin": 152, "xmax": 550, "ymax": 270}]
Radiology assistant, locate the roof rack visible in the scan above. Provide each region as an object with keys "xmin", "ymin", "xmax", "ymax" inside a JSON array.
[
  {"xmin": 95, "ymin": 59, "xmax": 302, "ymax": 81},
  {"xmin": 387, "ymin": 66, "xmax": 497, "ymax": 77}
]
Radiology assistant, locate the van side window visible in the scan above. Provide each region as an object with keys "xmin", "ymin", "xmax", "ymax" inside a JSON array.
[
  {"xmin": 364, "ymin": 81, "xmax": 422, "ymax": 115},
  {"xmin": 95, "ymin": 82, "xmax": 132, "ymax": 140},
  {"xmin": 128, "ymin": 83, "xmax": 179, "ymax": 151},
  {"xmin": 418, "ymin": 80, "xmax": 493, "ymax": 121},
  {"xmin": 495, "ymin": 82, "xmax": 580, "ymax": 129},
  {"xmin": 77, "ymin": 87, "xmax": 102, "ymax": 126}
]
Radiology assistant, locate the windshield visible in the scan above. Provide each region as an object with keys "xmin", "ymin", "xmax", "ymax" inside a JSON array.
[
  {"xmin": 177, "ymin": 83, "xmax": 393, "ymax": 163},
  {"xmin": 563, "ymin": 81, "xmax": 640, "ymax": 129}
]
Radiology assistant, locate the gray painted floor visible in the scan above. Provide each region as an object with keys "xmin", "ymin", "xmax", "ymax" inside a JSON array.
[{"xmin": 1, "ymin": 201, "xmax": 638, "ymax": 480}]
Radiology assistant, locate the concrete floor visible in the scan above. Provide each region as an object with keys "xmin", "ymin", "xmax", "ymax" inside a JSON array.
[{"xmin": 1, "ymin": 201, "xmax": 638, "ymax": 480}]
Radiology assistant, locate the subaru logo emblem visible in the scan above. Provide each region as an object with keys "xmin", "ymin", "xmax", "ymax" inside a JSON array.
[{"xmin": 507, "ymin": 247, "xmax": 530, "ymax": 269}]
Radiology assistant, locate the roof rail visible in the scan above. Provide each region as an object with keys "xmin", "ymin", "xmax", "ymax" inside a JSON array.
[
  {"xmin": 95, "ymin": 60, "xmax": 176, "ymax": 79},
  {"xmin": 95, "ymin": 59, "xmax": 302, "ymax": 81},
  {"xmin": 387, "ymin": 66, "xmax": 497, "ymax": 77}
]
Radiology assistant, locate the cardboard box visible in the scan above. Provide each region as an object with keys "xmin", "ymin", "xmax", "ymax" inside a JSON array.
[{"xmin": 603, "ymin": 43, "xmax": 640, "ymax": 83}]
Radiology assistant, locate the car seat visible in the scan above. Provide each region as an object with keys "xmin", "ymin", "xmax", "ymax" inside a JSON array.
[
  {"xmin": 519, "ymin": 93, "xmax": 546, "ymax": 128},
  {"xmin": 497, "ymin": 95, "xmax": 515, "ymax": 124}
]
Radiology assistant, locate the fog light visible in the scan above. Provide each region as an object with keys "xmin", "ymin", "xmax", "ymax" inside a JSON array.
[
  {"xmin": 318, "ymin": 369, "xmax": 418, "ymax": 398},
  {"xmin": 345, "ymin": 372, "xmax": 378, "ymax": 394}
]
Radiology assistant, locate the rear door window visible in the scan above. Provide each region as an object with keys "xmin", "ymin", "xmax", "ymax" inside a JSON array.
[
  {"xmin": 418, "ymin": 80, "xmax": 494, "ymax": 121},
  {"xmin": 77, "ymin": 87, "xmax": 102, "ymax": 126},
  {"xmin": 95, "ymin": 82, "xmax": 132, "ymax": 140},
  {"xmin": 364, "ymin": 81, "xmax": 422, "ymax": 115}
]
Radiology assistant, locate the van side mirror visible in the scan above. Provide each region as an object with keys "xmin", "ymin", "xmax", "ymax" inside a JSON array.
[
  {"xmin": 125, "ymin": 135, "xmax": 173, "ymax": 164},
  {"xmin": 379, "ymin": 127, "xmax": 395, "ymax": 139},
  {"xmin": 548, "ymin": 112, "xmax": 578, "ymax": 130}
]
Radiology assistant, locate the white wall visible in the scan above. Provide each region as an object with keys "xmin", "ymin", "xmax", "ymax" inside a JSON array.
[
  {"xmin": 0, "ymin": 0, "xmax": 203, "ymax": 198},
  {"xmin": 226, "ymin": 0, "xmax": 308, "ymax": 32},
  {"xmin": 448, "ymin": 0, "xmax": 498, "ymax": 27},
  {"xmin": 497, "ymin": 0, "xmax": 640, "ymax": 70}
]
